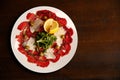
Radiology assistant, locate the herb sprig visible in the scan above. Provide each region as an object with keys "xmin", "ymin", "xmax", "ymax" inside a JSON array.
[{"xmin": 35, "ymin": 32, "xmax": 56, "ymax": 51}]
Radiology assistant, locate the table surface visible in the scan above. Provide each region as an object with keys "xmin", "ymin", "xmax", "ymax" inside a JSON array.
[{"xmin": 1, "ymin": 0, "xmax": 120, "ymax": 80}]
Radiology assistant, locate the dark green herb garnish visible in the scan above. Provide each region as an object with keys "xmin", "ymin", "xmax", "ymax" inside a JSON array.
[{"xmin": 35, "ymin": 32, "xmax": 56, "ymax": 51}]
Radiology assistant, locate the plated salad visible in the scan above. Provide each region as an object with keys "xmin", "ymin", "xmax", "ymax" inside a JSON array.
[{"xmin": 16, "ymin": 10, "xmax": 73, "ymax": 67}]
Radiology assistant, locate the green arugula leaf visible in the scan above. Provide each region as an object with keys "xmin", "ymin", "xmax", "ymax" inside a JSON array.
[{"xmin": 35, "ymin": 32, "xmax": 56, "ymax": 51}]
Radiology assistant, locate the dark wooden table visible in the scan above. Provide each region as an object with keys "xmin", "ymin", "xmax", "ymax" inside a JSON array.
[{"xmin": 1, "ymin": 0, "xmax": 120, "ymax": 80}]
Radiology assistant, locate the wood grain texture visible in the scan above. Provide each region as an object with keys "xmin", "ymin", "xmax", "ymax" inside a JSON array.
[{"xmin": 0, "ymin": 0, "xmax": 120, "ymax": 80}]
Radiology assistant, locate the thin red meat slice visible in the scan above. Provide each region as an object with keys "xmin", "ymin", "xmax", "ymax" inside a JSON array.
[
  {"xmin": 17, "ymin": 21, "xmax": 29, "ymax": 30},
  {"xmin": 27, "ymin": 55, "xmax": 36, "ymax": 63},
  {"xmin": 26, "ymin": 13, "xmax": 36, "ymax": 21}
]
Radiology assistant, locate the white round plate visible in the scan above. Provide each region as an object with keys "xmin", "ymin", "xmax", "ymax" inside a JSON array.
[{"xmin": 11, "ymin": 6, "xmax": 78, "ymax": 73}]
